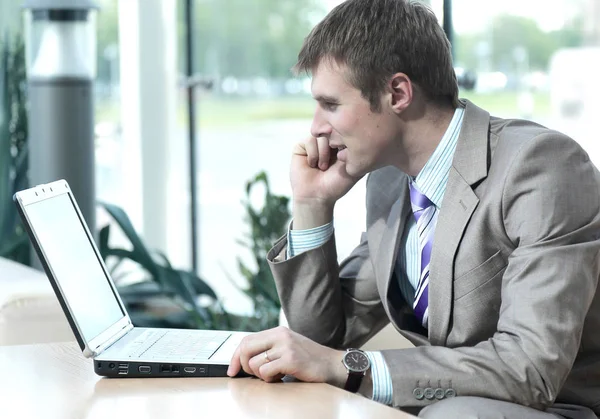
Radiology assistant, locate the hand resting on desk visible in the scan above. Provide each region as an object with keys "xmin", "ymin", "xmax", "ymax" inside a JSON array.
[{"xmin": 227, "ymin": 326, "xmax": 347, "ymax": 388}]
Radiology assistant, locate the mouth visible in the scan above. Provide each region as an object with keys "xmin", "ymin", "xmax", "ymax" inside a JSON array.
[{"xmin": 331, "ymin": 145, "xmax": 347, "ymax": 151}]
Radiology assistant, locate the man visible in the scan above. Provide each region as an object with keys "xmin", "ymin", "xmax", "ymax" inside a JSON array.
[{"xmin": 227, "ymin": 0, "xmax": 600, "ymax": 417}]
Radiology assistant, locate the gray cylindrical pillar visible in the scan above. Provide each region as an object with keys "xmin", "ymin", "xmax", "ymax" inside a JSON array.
[{"xmin": 28, "ymin": 77, "xmax": 95, "ymax": 231}]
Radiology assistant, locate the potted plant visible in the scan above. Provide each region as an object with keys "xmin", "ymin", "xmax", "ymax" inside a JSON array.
[{"xmin": 97, "ymin": 171, "xmax": 289, "ymax": 332}]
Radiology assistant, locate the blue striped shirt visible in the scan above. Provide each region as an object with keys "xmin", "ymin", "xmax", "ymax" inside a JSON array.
[
  {"xmin": 287, "ymin": 106, "xmax": 465, "ymax": 404},
  {"xmin": 396, "ymin": 106, "xmax": 464, "ymax": 304}
]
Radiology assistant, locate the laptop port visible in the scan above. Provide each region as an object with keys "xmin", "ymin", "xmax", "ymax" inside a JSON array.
[
  {"xmin": 138, "ymin": 366, "xmax": 151, "ymax": 373},
  {"xmin": 183, "ymin": 367, "xmax": 196, "ymax": 374},
  {"xmin": 160, "ymin": 364, "xmax": 172, "ymax": 373},
  {"xmin": 172, "ymin": 365, "xmax": 180, "ymax": 373},
  {"xmin": 118, "ymin": 363, "xmax": 129, "ymax": 376}
]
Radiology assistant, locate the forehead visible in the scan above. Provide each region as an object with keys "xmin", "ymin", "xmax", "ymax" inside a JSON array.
[{"xmin": 311, "ymin": 59, "xmax": 358, "ymax": 98}]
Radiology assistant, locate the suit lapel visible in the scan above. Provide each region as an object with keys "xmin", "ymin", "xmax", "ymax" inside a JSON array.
[
  {"xmin": 374, "ymin": 175, "xmax": 412, "ymax": 301},
  {"xmin": 428, "ymin": 100, "xmax": 491, "ymax": 346}
]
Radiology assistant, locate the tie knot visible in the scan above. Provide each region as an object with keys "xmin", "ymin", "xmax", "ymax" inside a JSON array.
[{"xmin": 409, "ymin": 181, "xmax": 434, "ymax": 213}]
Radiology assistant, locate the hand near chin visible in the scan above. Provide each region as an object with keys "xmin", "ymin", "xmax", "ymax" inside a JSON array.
[
  {"xmin": 290, "ymin": 136, "xmax": 362, "ymax": 207},
  {"xmin": 227, "ymin": 326, "xmax": 346, "ymax": 387}
]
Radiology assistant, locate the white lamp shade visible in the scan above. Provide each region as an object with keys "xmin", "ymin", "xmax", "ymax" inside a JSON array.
[{"xmin": 24, "ymin": 10, "xmax": 96, "ymax": 79}]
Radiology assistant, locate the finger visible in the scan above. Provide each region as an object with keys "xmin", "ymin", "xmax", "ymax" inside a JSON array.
[
  {"xmin": 238, "ymin": 336, "xmax": 272, "ymax": 377},
  {"xmin": 248, "ymin": 349, "xmax": 274, "ymax": 379},
  {"xmin": 303, "ymin": 137, "xmax": 319, "ymax": 168},
  {"xmin": 316, "ymin": 136, "xmax": 330, "ymax": 170},
  {"xmin": 247, "ymin": 352, "xmax": 263, "ymax": 378},
  {"xmin": 292, "ymin": 141, "xmax": 308, "ymax": 156},
  {"xmin": 227, "ymin": 344, "xmax": 242, "ymax": 377},
  {"xmin": 259, "ymin": 358, "xmax": 288, "ymax": 383}
]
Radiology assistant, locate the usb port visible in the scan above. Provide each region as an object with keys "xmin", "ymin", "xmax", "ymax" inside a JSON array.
[
  {"xmin": 118, "ymin": 370, "xmax": 128, "ymax": 375},
  {"xmin": 183, "ymin": 367, "xmax": 196, "ymax": 373},
  {"xmin": 118, "ymin": 363, "xmax": 129, "ymax": 369}
]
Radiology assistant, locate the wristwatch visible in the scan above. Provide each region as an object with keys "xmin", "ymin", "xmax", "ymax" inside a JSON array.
[{"xmin": 342, "ymin": 348, "xmax": 371, "ymax": 393}]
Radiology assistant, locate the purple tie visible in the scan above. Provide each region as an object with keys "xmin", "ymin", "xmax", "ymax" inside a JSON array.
[{"xmin": 409, "ymin": 181, "xmax": 437, "ymax": 327}]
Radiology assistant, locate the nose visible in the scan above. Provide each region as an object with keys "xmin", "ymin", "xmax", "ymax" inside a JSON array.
[{"xmin": 310, "ymin": 107, "xmax": 332, "ymax": 139}]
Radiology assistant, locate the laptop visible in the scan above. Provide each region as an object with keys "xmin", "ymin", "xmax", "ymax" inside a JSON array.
[{"xmin": 13, "ymin": 179, "xmax": 250, "ymax": 378}]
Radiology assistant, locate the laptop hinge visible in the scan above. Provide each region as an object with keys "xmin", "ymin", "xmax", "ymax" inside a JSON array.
[{"xmin": 93, "ymin": 322, "xmax": 134, "ymax": 357}]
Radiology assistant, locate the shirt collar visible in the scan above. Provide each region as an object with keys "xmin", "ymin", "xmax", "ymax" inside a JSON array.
[{"xmin": 413, "ymin": 106, "xmax": 465, "ymax": 208}]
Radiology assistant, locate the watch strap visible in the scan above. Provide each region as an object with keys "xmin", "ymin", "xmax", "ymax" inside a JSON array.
[{"xmin": 344, "ymin": 371, "xmax": 364, "ymax": 393}]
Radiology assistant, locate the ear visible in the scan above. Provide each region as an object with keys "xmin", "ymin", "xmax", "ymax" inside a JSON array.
[{"xmin": 388, "ymin": 73, "xmax": 412, "ymax": 114}]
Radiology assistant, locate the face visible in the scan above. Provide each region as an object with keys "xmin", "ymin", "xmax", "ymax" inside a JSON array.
[{"xmin": 310, "ymin": 60, "xmax": 401, "ymax": 178}]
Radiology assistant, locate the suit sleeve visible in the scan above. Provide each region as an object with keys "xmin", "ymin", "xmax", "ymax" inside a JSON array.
[
  {"xmin": 381, "ymin": 132, "xmax": 600, "ymax": 410},
  {"xmin": 267, "ymin": 180, "xmax": 390, "ymax": 350},
  {"xmin": 283, "ymin": 221, "xmax": 395, "ymax": 404}
]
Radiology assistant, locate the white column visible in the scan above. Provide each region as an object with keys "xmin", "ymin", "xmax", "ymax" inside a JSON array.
[{"xmin": 118, "ymin": 0, "xmax": 177, "ymax": 254}]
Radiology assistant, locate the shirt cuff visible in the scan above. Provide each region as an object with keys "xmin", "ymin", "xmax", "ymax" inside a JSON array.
[
  {"xmin": 287, "ymin": 220, "xmax": 334, "ymax": 259},
  {"xmin": 366, "ymin": 351, "xmax": 393, "ymax": 405}
]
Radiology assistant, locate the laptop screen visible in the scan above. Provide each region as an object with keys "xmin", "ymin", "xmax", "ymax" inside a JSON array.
[{"xmin": 24, "ymin": 192, "xmax": 125, "ymax": 342}]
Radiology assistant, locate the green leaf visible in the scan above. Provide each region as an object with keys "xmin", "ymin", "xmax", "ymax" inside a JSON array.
[
  {"xmin": 118, "ymin": 281, "xmax": 176, "ymax": 302},
  {"xmin": 103, "ymin": 248, "xmax": 141, "ymax": 265},
  {"xmin": 151, "ymin": 249, "xmax": 173, "ymax": 269},
  {"xmin": 99, "ymin": 202, "xmax": 164, "ymax": 284},
  {"xmin": 98, "ymin": 225, "xmax": 110, "ymax": 260},
  {"xmin": 175, "ymin": 268, "xmax": 218, "ymax": 300},
  {"xmin": 235, "ymin": 170, "xmax": 288, "ymax": 321},
  {"xmin": 158, "ymin": 265, "xmax": 200, "ymax": 306},
  {"xmin": 98, "ymin": 200, "xmax": 227, "ymax": 329}
]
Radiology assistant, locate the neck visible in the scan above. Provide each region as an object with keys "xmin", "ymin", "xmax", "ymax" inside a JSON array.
[{"xmin": 393, "ymin": 101, "xmax": 456, "ymax": 177}]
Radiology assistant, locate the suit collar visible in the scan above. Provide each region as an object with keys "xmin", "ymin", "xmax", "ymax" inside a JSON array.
[{"xmin": 452, "ymin": 99, "xmax": 491, "ymax": 186}]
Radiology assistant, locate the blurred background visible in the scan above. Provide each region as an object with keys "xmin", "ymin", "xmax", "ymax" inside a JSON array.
[{"xmin": 1, "ymin": 0, "xmax": 599, "ymax": 324}]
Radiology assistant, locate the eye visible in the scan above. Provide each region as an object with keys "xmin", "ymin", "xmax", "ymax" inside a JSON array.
[{"xmin": 321, "ymin": 101, "xmax": 338, "ymax": 111}]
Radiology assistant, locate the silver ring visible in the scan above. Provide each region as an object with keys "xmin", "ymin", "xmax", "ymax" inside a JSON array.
[{"xmin": 264, "ymin": 350, "xmax": 271, "ymax": 363}]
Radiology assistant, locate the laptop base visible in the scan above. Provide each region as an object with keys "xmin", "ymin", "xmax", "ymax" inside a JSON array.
[{"xmin": 95, "ymin": 360, "xmax": 230, "ymax": 378}]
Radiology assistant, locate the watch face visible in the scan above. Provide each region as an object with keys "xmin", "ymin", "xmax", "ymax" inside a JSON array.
[{"xmin": 343, "ymin": 350, "xmax": 370, "ymax": 372}]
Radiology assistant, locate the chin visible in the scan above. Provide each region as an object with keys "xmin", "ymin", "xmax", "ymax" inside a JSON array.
[{"xmin": 344, "ymin": 163, "xmax": 366, "ymax": 178}]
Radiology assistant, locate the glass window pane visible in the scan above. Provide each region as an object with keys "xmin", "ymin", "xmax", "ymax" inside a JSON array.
[{"xmin": 446, "ymin": 0, "xmax": 600, "ymax": 164}]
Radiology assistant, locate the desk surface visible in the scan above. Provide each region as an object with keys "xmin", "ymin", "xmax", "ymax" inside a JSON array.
[{"xmin": 0, "ymin": 342, "xmax": 416, "ymax": 419}]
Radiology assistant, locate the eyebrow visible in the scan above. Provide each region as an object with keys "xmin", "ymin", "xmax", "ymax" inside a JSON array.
[{"xmin": 313, "ymin": 94, "xmax": 339, "ymax": 103}]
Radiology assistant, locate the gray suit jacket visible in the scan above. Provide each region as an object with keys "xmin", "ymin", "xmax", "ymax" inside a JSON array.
[{"xmin": 267, "ymin": 100, "xmax": 600, "ymax": 413}]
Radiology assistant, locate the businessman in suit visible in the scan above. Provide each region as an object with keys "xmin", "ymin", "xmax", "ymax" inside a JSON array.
[{"xmin": 227, "ymin": 0, "xmax": 600, "ymax": 417}]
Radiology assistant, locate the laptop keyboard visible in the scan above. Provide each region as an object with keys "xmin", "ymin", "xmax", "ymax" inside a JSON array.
[{"xmin": 125, "ymin": 330, "xmax": 231, "ymax": 361}]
